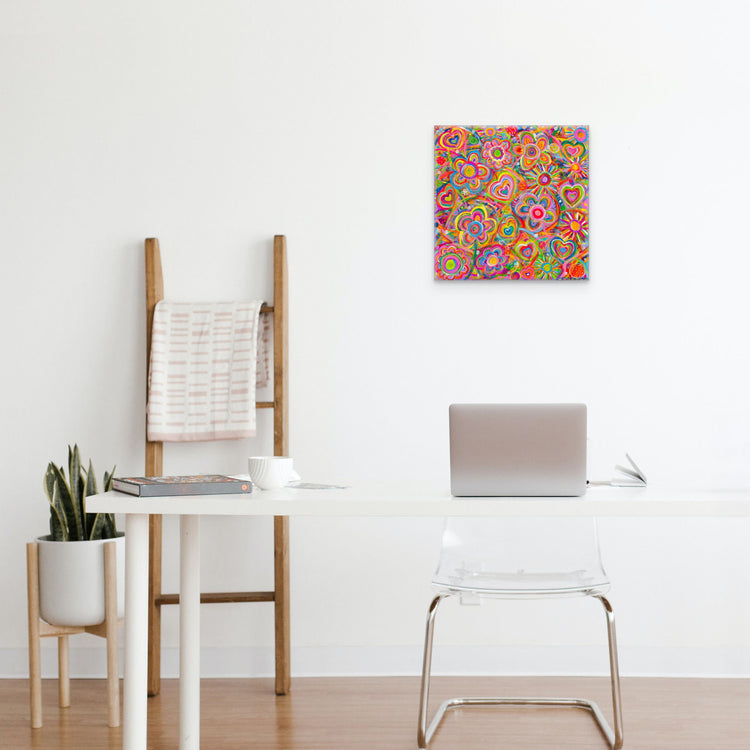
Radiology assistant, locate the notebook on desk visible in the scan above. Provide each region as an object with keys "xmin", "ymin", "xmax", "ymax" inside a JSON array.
[{"xmin": 449, "ymin": 403, "xmax": 587, "ymax": 497}]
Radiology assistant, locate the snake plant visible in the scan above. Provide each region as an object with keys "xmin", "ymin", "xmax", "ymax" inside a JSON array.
[{"xmin": 43, "ymin": 445, "xmax": 118, "ymax": 541}]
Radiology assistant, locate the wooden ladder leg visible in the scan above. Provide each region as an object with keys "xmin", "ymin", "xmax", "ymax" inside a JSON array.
[
  {"xmin": 272, "ymin": 235, "xmax": 290, "ymax": 696},
  {"xmin": 104, "ymin": 541, "xmax": 120, "ymax": 728},
  {"xmin": 58, "ymin": 635, "xmax": 70, "ymax": 708},
  {"xmin": 274, "ymin": 516, "xmax": 290, "ymax": 695},
  {"xmin": 147, "ymin": 514, "xmax": 163, "ymax": 697},
  {"xmin": 26, "ymin": 543, "xmax": 42, "ymax": 729},
  {"xmin": 145, "ymin": 238, "xmax": 165, "ymax": 698}
]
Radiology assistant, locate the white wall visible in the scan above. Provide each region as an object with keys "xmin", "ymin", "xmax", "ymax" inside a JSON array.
[{"xmin": 2, "ymin": 0, "xmax": 750, "ymax": 679}]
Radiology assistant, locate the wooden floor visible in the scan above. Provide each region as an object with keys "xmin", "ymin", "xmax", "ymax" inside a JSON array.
[{"xmin": 2, "ymin": 675, "xmax": 749, "ymax": 749}]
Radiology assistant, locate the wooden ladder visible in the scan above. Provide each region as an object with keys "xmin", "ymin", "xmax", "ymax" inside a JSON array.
[{"xmin": 144, "ymin": 235, "xmax": 290, "ymax": 697}]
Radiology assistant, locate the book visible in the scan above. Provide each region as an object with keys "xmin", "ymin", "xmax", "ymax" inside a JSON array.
[
  {"xmin": 112, "ymin": 475, "xmax": 253, "ymax": 497},
  {"xmin": 588, "ymin": 454, "xmax": 647, "ymax": 488},
  {"xmin": 612, "ymin": 453, "xmax": 647, "ymax": 486}
]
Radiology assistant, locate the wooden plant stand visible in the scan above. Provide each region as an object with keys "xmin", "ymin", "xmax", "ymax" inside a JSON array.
[{"xmin": 26, "ymin": 540, "xmax": 122, "ymax": 728}]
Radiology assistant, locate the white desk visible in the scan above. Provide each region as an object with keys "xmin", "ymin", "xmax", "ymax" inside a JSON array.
[{"xmin": 87, "ymin": 482, "xmax": 750, "ymax": 750}]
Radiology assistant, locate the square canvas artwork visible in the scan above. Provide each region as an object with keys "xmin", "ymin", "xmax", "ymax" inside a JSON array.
[{"xmin": 434, "ymin": 126, "xmax": 589, "ymax": 280}]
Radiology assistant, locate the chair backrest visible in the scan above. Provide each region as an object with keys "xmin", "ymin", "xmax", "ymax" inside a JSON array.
[{"xmin": 432, "ymin": 516, "xmax": 609, "ymax": 596}]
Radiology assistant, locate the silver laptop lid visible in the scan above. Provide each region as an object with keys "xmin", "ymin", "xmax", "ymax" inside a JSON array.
[{"xmin": 449, "ymin": 403, "xmax": 587, "ymax": 497}]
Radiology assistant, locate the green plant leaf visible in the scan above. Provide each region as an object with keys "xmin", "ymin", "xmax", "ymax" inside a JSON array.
[
  {"xmin": 88, "ymin": 512, "xmax": 117, "ymax": 540},
  {"xmin": 51, "ymin": 462, "xmax": 83, "ymax": 541},
  {"xmin": 43, "ymin": 464, "xmax": 56, "ymax": 507},
  {"xmin": 83, "ymin": 459, "xmax": 97, "ymax": 537},
  {"xmin": 49, "ymin": 510, "xmax": 64, "ymax": 540},
  {"xmin": 88, "ymin": 513, "xmax": 106, "ymax": 540},
  {"xmin": 100, "ymin": 467, "xmax": 117, "ymax": 538},
  {"xmin": 69, "ymin": 445, "xmax": 85, "ymax": 539},
  {"xmin": 51, "ymin": 484, "xmax": 67, "ymax": 541},
  {"xmin": 46, "ymin": 448, "xmax": 117, "ymax": 541},
  {"xmin": 45, "ymin": 473, "xmax": 68, "ymax": 541},
  {"xmin": 103, "ymin": 466, "xmax": 115, "ymax": 493},
  {"xmin": 84, "ymin": 459, "xmax": 98, "ymax": 497}
]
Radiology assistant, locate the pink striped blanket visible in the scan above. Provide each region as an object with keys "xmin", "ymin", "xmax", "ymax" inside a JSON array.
[{"xmin": 147, "ymin": 300, "xmax": 268, "ymax": 442}]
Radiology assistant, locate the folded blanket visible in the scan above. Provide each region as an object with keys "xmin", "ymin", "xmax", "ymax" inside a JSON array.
[
  {"xmin": 255, "ymin": 307, "xmax": 271, "ymax": 390},
  {"xmin": 147, "ymin": 300, "xmax": 265, "ymax": 442}
]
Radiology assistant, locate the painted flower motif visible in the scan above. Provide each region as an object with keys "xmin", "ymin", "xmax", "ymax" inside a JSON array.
[
  {"xmin": 512, "ymin": 190, "xmax": 560, "ymax": 233},
  {"xmin": 455, "ymin": 204, "xmax": 498, "ymax": 248},
  {"xmin": 559, "ymin": 211, "xmax": 588, "ymax": 243},
  {"xmin": 567, "ymin": 257, "xmax": 588, "ymax": 279},
  {"xmin": 450, "ymin": 152, "xmax": 492, "ymax": 194},
  {"xmin": 573, "ymin": 127, "xmax": 588, "ymax": 143},
  {"xmin": 475, "ymin": 244, "xmax": 510, "ymax": 278},
  {"xmin": 482, "ymin": 138, "xmax": 514, "ymax": 169},
  {"xmin": 435, "ymin": 243, "xmax": 472, "ymax": 280},
  {"xmin": 476, "ymin": 127, "xmax": 499, "ymax": 140},
  {"xmin": 535, "ymin": 253, "xmax": 563, "ymax": 279},
  {"xmin": 524, "ymin": 164, "xmax": 562, "ymax": 196},
  {"xmin": 514, "ymin": 131, "xmax": 551, "ymax": 171},
  {"xmin": 565, "ymin": 157, "xmax": 589, "ymax": 182}
]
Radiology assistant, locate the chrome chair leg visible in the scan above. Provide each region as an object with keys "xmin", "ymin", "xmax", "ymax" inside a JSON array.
[
  {"xmin": 417, "ymin": 593, "xmax": 624, "ymax": 750},
  {"xmin": 418, "ymin": 594, "xmax": 446, "ymax": 750},
  {"xmin": 597, "ymin": 595, "xmax": 624, "ymax": 749}
]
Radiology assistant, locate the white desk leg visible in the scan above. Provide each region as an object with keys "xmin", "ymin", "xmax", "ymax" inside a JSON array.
[
  {"xmin": 124, "ymin": 514, "xmax": 149, "ymax": 750},
  {"xmin": 180, "ymin": 515, "xmax": 201, "ymax": 749}
]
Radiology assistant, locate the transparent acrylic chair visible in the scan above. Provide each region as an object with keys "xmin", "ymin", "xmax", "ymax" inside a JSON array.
[{"xmin": 417, "ymin": 516, "xmax": 623, "ymax": 749}]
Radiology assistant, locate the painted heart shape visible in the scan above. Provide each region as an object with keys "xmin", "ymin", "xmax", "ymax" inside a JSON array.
[
  {"xmin": 550, "ymin": 237, "xmax": 577, "ymax": 262},
  {"xmin": 436, "ymin": 183, "xmax": 457, "ymax": 211},
  {"xmin": 560, "ymin": 183, "xmax": 585, "ymax": 207},
  {"xmin": 437, "ymin": 127, "xmax": 468, "ymax": 153},
  {"xmin": 488, "ymin": 172, "xmax": 517, "ymax": 202},
  {"xmin": 564, "ymin": 143, "xmax": 585, "ymax": 160},
  {"xmin": 498, "ymin": 214, "xmax": 519, "ymax": 240}
]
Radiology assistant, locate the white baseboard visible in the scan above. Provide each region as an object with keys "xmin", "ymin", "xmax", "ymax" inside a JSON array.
[{"xmin": 2, "ymin": 645, "xmax": 749, "ymax": 679}]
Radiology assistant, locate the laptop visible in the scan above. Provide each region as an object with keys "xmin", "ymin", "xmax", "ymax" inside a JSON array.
[{"xmin": 449, "ymin": 403, "xmax": 587, "ymax": 497}]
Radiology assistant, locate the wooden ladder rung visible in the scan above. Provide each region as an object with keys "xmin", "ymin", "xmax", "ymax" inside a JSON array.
[{"xmin": 156, "ymin": 591, "xmax": 275, "ymax": 606}]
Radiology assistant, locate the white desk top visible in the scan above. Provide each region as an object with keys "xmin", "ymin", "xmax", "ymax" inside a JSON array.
[{"xmin": 86, "ymin": 481, "xmax": 750, "ymax": 517}]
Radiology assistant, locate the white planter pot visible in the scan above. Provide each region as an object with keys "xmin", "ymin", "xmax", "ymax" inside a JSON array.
[{"xmin": 36, "ymin": 533, "xmax": 125, "ymax": 627}]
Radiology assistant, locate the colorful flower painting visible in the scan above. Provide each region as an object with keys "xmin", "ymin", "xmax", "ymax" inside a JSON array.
[{"xmin": 435, "ymin": 126, "xmax": 589, "ymax": 280}]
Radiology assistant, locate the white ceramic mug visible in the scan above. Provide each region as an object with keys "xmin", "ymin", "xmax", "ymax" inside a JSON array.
[{"xmin": 248, "ymin": 456, "xmax": 294, "ymax": 490}]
